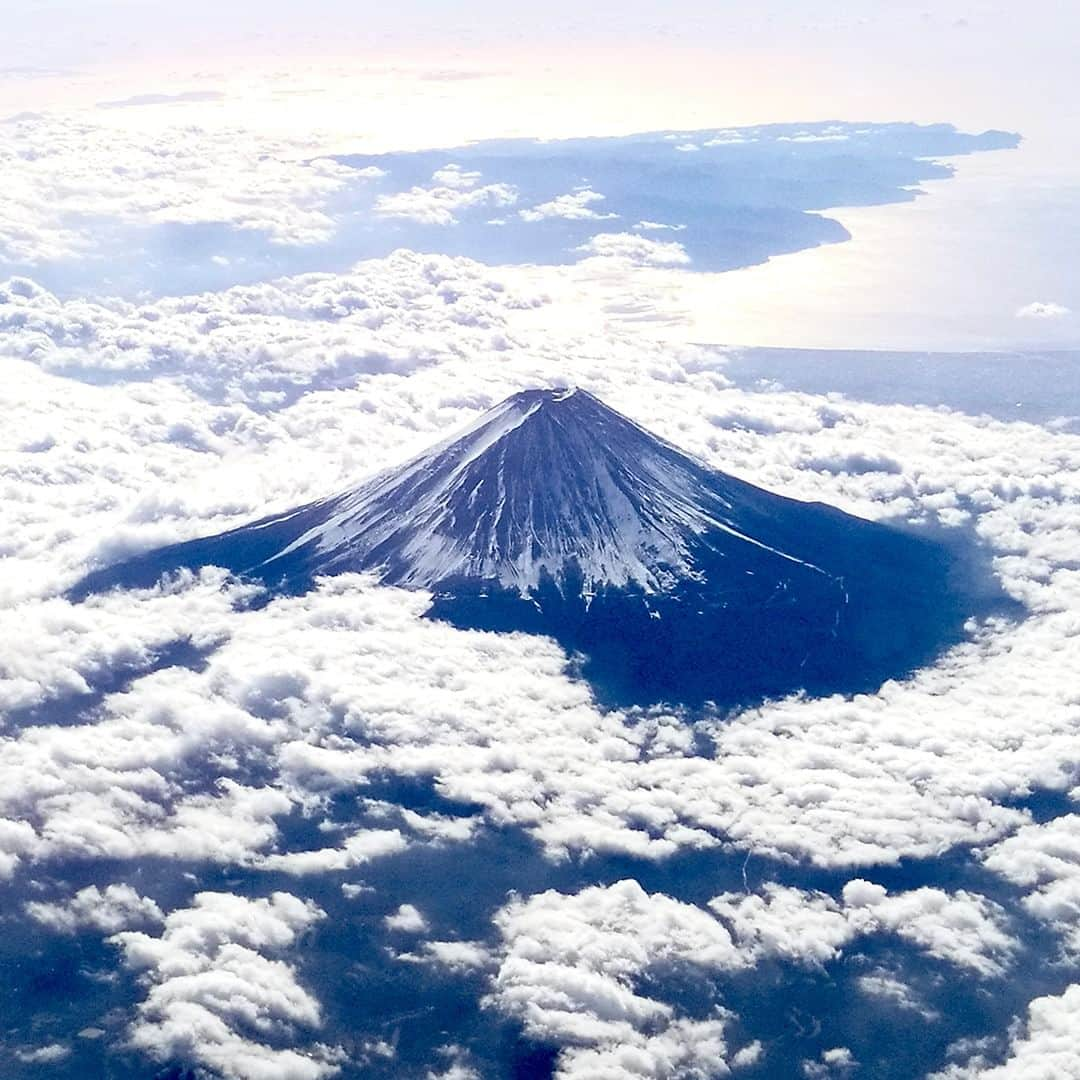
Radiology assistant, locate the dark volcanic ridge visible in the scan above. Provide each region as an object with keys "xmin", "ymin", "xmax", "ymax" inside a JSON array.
[{"xmin": 77, "ymin": 388, "xmax": 1009, "ymax": 707}]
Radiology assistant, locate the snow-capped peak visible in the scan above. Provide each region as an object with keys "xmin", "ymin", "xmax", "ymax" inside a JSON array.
[{"xmin": 263, "ymin": 387, "xmax": 827, "ymax": 594}]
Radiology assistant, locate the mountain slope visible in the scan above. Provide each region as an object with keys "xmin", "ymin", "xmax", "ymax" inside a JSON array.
[
  {"xmin": 77, "ymin": 388, "xmax": 993, "ymax": 707},
  {"xmin": 260, "ymin": 387, "xmax": 840, "ymax": 593}
]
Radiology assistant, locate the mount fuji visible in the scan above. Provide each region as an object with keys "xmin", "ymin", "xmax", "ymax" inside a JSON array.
[{"xmin": 79, "ymin": 388, "xmax": 995, "ymax": 706}]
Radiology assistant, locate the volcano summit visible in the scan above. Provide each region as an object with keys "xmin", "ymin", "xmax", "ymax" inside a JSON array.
[{"xmin": 81, "ymin": 388, "xmax": 994, "ymax": 706}]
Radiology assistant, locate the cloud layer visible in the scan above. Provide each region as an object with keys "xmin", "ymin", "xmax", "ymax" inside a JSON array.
[{"xmin": 3, "ymin": 243, "xmax": 1080, "ymax": 1076}]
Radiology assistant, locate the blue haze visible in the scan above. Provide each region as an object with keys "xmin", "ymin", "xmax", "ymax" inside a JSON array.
[{"xmin": 11, "ymin": 122, "xmax": 1018, "ymax": 300}]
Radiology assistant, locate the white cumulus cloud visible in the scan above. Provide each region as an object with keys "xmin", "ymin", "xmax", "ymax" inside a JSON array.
[
  {"xmin": 519, "ymin": 188, "xmax": 617, "ymax": 222},
  {"xmin": 575, "ymin": 231, "xmax": 691, "ymax": 266},
  {"xmin": 375, "ymin": 168, "xmax": 517, "ymax": 225},
  {"xmin": 111, "ymin": 891, "xmax": 341, "ymax": 1080},
  {"xmin": 1016, "ymin": 301, "xmax": 1071, "ymax": 319},
  {"xmin": 27, "ymin": 883, "xmax": 164, "ymax": 935}
]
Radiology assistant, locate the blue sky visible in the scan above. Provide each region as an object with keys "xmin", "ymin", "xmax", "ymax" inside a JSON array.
[
  {"xmin": 8, "ymin": 0, "xmax": 1079, "ymax": 156},
  {"xmin": 4, "ymin": 2, "xmax": 1078, "ymax": 349}
]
